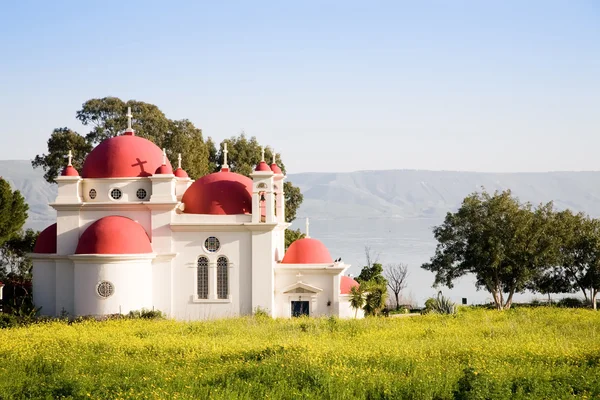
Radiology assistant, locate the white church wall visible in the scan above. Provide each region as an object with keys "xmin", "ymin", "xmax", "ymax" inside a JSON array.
[
  {"xmin": 32, "ymin": 260, "xmax": 56, "ymax": 316},
  {"xmin": 273, "ymin": 271, "xmax": 336, "ymax": 318},
  {"xmin": 339, "ymin": 295, "xmax": 364, "ymax": 319},
  {"xmin": 55, "ymin": 260, "xmax": 74, "ymax": 316},
  {"xmin": 171, "ymin": 230, "xmax": 252, "ymax": 320},
  {"xmin": 56, "ymin": 210, "xmax": 80, "ymax": 255},
  {"xmin": 73, "ymin": 258, "xmax": 153, "ymax": 316},
  {"xmin": 82, "ymin": 179, "xmax": 153, "ymax": 203},
  {"xmin": 251, "ymin": 231, "xmax": 276, "ymax": 316},
  {"xmin": 152, "ymin": 260, "xmax": 172, "ymax": 315}
]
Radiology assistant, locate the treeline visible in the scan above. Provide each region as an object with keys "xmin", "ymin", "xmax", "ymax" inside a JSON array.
[{"xmin": 422, "ymin": 189, "xmax": 600, "ymax": 310}]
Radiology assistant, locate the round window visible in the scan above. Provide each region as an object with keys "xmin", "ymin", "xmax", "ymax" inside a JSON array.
[
  {"xmin": 97, "ymin": 281, "xmax": 114, "ymax": 298},
  {"xmin": 89, "ymin": 189, "xmax": 97, "ymax": 199},
  {"xmin": 204, "ymin": 237, "xmax": 220, "ymax": 252},
  {"xmin": 136, "ymin": 188, "xmax": 147, "ymax": 200},
  {"xmin": 110, "ymin": 188, "xmax": 123, "ymax": 200}
]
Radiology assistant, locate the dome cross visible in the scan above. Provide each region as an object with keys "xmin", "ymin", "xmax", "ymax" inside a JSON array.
[
  {"xmin": 162, "ymin": 148, "xmax": 167, "ymax": 166},
  {"xmin": 67, "ymin": 150, "xmax": 73, "ymax": 167},
  {"xmin": 222, "ymin": 142, "xmax": 229, "ymax": 170},
  {"xmin": 177, "ymin": 153, "xmax": 182, "ymax": 169},
  {"xmin": 126, "ymin": 107, "xmax": 133, "ymax": 130},
  {"xmin": 261, "ymin": 147, "xmax": 265, "ymax": 162},
  {"xmin": 305, "ymin": 217, "xmax": 310, "ymax": 238}
]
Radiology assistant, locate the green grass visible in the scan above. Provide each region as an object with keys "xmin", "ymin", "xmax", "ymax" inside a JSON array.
[{"xmin": 1, "ymin": 307, "xmax": 599, "ymax": 399}]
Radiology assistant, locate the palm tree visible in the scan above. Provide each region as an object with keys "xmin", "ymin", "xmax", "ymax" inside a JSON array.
[{"xmin": 349, "ymin": 285, "xmax": 365, "ymax": 318}]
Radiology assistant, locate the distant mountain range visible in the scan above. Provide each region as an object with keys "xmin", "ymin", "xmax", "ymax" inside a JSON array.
[{"xmin": 4, "ymin": 160, "xmax": 600, "ymax": 305}]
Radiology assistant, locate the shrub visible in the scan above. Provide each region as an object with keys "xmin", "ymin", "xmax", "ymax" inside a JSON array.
[
  {"xmin": 0, "ymin": 313, "xmax": 19, "ymax": 329},
  {"xmin": 557, "ymin": 297, "xmax": 585, "ymax": 308},
  {"xmin": 424, "ymin": 291, "xmax": 457, "ymax": 315},
  {"xmin": 127, "ymin": 308, "xmax": 165, "ymax": 320}
]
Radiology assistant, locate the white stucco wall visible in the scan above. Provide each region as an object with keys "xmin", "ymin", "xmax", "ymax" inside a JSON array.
[
  {"xmin": 170, "ymin": 229, "xmax": 253, "ymax": 320},
  {"xmin": 339, "ymin": 295, "xmax": 364, "ymax": 319},
  {"xmin": 32, "ymin": 260, "xmax": 56, "ymax": 316},
  {"xmin": 72, "ymin": 256, "xmax": 153, "ymax": 316},
  {"xmin": 274, "ymin": 271, "xmax": 337, "ymax": 318}
]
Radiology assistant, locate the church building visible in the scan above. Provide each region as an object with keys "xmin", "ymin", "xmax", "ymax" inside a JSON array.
[{"xmin": 30, "ymin": 108, "xmax": 361, "ymax": 320}]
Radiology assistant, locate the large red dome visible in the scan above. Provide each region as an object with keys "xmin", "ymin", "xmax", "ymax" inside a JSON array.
[
  {"xmin": 81, "ymin": 135, "xmax": 171, "ymax": 178},
  {"xmin": 34, "ymin": 223, "xmax": 57, "ymax": 254},
  {"xmin": 182, "ymin": 171, "xmax": 253, "ymax": 215},
  {"xmin": 75, "ymin": 216, "xmax": 152, "ymax": 254},
  {"xmin": 281, "ymin": 238, "xmax": 334, "ymax": 264}
]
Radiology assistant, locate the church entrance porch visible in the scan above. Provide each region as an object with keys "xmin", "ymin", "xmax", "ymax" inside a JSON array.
[{"xmin": 291, "ymin": 301, "xmax": 309, "ymax": 317}]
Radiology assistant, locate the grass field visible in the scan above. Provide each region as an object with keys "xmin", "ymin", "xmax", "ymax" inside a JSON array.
[{"xmin": 1, "ymin": 307, "xmax": 599, "ymax": 399}]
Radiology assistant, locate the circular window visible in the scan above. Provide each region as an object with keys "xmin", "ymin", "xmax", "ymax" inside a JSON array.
[
  {"xmin": 136, "ymin": 188, "xmax": 147, "ymax": 200},
  {"xmin": 89, "ymin": 189, "xmax": 97, "ymax": 199},
  {"xmin": 204, "ymin": 237, "xmax": 220, "ymax": 252},
  {"xmin": 110, "ymin": 188, "xmax": 123, "ymax": 200},
  {"xmin": 97, "ymin": 281, "xmax": 114, "ymax": 298}
]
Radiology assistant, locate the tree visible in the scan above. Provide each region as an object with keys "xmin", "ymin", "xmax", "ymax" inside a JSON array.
[
  {"xmin": 356, "ymin": 247, "xmax": 387, "ymax": 286},
  {"xmin": 0, "ymin": 179, "xmax": 29, "ymax": 248},
  {"xmin": 362, "ymin": 281, "xmax": 388, "ymax": 316},
  {"xmin": 551, "ymin": 210, "xmax": 600, "ymax": 309},
  {"xmin": 1, "ymin": 229, "xmax": 38, "ymax": 280},
  {"xmin": 422, "ymin": 189, "xmax": 558, "ymax": 310},
  {"xmin": 33, "ymin": 97, "xmax": 214, "ymax": 181},
  {"xmin": 349, "ymin": 285, "xmax": 365, "ymax": 318},
  {"xmin": 384, "ymin": 263, "xmax": 409, "ymax": 310}
]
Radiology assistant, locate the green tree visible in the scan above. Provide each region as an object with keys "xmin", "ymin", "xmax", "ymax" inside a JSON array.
[
  {"xmin": 33, "ymin": 97, "xmax": 214, "ymax": 181},
  {"xmin": 362, "ymin": 281, "xmax": 388, "ymax": 316},
  {"xmin": 349, "ymin": 285, "xmax": 365, "ymax": 318},
  {"xmin": 551, "ymin": 210, "xmax": 600, "ymax": 309},
  {"xmin": 0, "ymin": 178, "xmax": 33, "ymax": 281},
  {"xmin": 1, "ymin": 229, "xmax": 39, "ymax": 280},
  {"xmin": 422, "ymin": 189, "xmax": 557, "ymax": 310},
  {"xmin": 0, "ymin": 179, "xmax": 29, "ymax": 247}
]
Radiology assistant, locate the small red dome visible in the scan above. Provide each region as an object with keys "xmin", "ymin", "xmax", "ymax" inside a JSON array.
[
  {"xmin": 155, "ymin": 164, "xmax": 173, "ymax": 175},
  {"xmin": 281, "ymin": 238, "xmax": 334, "ymax": 264},
  {"xmin": 182, "ymin": 171, "xmax": 253, "ymax": 215},
  {"xmin": 174, "ymin": 168, "xmax": 189, "ymax": 178},
  {"xmin": 34, "ymin": 223, "xmax": 57, "ymax": 253},
  {"xmin": 61, "ymin": 166, "xmax": 79, "ymax": 177},
  {"xmin": 81, "ymin": 135, "xmax": 172, "ymax": 178},
  {"xmin": 340, "ymin": 276, "xmax": 359, "ymax": 294},
  {"xmin": 75, "ymin": 216, "xmax": 152, "ymax": 254},
  {"xmin": 271, "ymin": 163, "xmax": 283, "ymax": 175},
  {"xmin": 255, "ymin": 161, "xmax": 271, "ymax": 172}
]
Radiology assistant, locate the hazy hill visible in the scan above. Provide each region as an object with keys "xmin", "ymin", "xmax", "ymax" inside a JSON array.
[{"xmin": 4, "ymin": 160, "xmax": 600, "ymax": 305}]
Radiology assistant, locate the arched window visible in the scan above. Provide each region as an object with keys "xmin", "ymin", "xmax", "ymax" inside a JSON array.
[
  {"xmin": 197, "ymin": 256, "xmax": 209, "ymax": 299},
  {"xmin": 217, "ymin": 256, "xmax": 229, "ymax": 299}
]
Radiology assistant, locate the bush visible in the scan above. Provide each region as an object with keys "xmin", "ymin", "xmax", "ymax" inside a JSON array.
[
  {"xmin": 0, "ymin": 313, "xmax": 19, "ymax": 329},
  {"xmin": 127, "ymin": 308, "xmax": 165, "ymax": 320},
  {"xmin": 557, "ymin": 297, "xmax": 586, "ymax": 308},
  {"xmin": 424, "ymin": 291, "xmax": 457, "ymax": 315}
]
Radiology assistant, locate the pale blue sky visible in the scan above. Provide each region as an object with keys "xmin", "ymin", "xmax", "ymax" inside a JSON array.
[{"xmin": 0, "ymin": 1, "xmax": 598, "ymax": 173}]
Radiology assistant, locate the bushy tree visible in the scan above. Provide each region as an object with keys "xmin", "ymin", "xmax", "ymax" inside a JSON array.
[
  {"xmin": 0, "ymin": 179, "xmax": 28, "ymax": 248},
  {"xmin": 422, "ymin": 189, "xmax": 557, "ymax": 310}
]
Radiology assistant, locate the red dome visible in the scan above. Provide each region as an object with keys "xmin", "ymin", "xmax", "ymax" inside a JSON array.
[
  {"xmin": 182, "ymin": 171, "xmax": 253, "ymax": 215},
  {"xmin": 81, "ymin": 135, "xmax": 172, "ymax": 178},
  {"xmin": 271, "ymin": 163, "xmax": 283, "ymax": 175},
  {"xmin": 34, "ymin": 223, "xmax": 57, "ymax": 253},
  {"xmin": 281, "ymin": 238, "xmax": 333, "ymax": 264},
  {"xmin": 75, "ymin": 216, "xmax": 152, "ymax": 254},
  {"xmin": 255, "ymin": 161, "xmax": 271, "ymax": 172},
  {"xmin": 61, "ymin": 166, "xmax": 79, "ymax": 177},
  {"xmin": 174, "ymin": 168, "xmax": 189, "ymax": 178},
  {"xmin": 155, "ymin": 164, "xmax": 173, "ymax": 175},
  {"xmin": 340, "ymin": 276, "xmax": 359, "ymax": 294}
]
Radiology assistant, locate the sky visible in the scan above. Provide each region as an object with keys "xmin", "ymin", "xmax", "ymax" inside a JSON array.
[{"xmin": 0, "ymin": 1, "xmax": 598, "ymax": 174}]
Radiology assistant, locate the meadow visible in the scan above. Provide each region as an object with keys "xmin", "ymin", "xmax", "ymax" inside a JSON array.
[{"xmin": 0, "ymin": 308, "xmax": 599, "ymax": 399}]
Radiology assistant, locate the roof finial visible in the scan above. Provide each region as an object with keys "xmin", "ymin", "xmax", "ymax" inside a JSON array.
[
  {"xmin": 162, "ymin": 148, "xmax": 167, "ymax": 166},
  {"xmin": 124, "ymin": 106, "xmax": 134, "ymax": 135},
  {"xmin": 305, "ymin": 217, "xmax": 310, "ymax": 238},
  {"xmin": 261, "ymin": 147, "xmax": 265, "ymax": 162},
  {"xmin": 272, "ymin": 149, "xmax": 277, "ymax": 165},
  {"xmin": 67, "ymin": 150, "xmax": 73, "ymax": 167},
  {"xmin": 177, "ymin": 153, "xmax": 182, "ymax": 169},
  {"xmin": 222, "ymin": 142, "xmax": 229, "ymax": 170}
]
